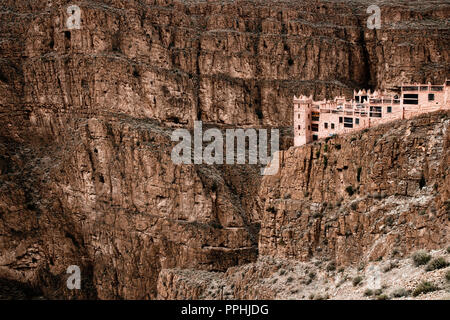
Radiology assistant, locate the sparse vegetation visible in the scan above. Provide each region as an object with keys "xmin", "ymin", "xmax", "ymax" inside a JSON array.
[
  {"xmin": 391, "ymin": 288, "xmax": 409, "ymax": 298},
  {"xmin": 383, "ymin": 261, "xmax": 399, "ymax": 273},
  {"xmin": 352, "ymin": 276, "xmax": 363, "ymax": 286},
  {"xmin": 326, "ymin": 262, "xmax": 336, "ymax": 272},
  {"xmin": 426, "ymin": 257, "xmax": 449, "ymax": 271},
  {"xmin": 286, "ymin": 276, "xmax": 294, "ymax": 283},
  {"xmin": 446, "ymin": 246, "xmax": 450, "ymax": 254},
  {"xmin": 376, "ymin": 294, "xmax": 389, "ymax": 300},
  {"xmin": 373, "ymin": 289, "xmax": 383, "ymax": 296},
  {"xmin": 446, "ymin": 270, "xmax": 450, "ymax": 282},
  {"xmin": 391, "ymin": 248, "xmax": 400, "ymax": 257},
  {"xmin": 364, "ymin": 289, "xmax": 373, "ymax": 296},
  {"xmin": 385, "ymin": 216, "xmax": 394, "ymax": 227},
  {"xmin": 412, "ymin": 281, "xmax": 438, "ymax": 297},
  {"xmin": 412, "ymin": 251, "xmax": 431, "ymax": 267}
]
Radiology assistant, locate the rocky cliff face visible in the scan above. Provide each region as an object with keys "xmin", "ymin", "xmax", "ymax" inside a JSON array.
[
  {"xmin": 258, "ymin": 111, "xmax": 449, "ymax": 265},
  {"xmin": 157, "ymin": 111, "xmax": 450, "ymax": 300},
  {"xmin": 1, "ymin": 0, "xmax": 449, "ymax": 127},
  {"xmin": 0, "ymin": 0, "xmax": 449, "ymax": 299}
]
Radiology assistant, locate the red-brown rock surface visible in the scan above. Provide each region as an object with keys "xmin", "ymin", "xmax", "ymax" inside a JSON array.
[{"xmin": 0, "ymin": 0, "xmax": 449, "ymax": 299}]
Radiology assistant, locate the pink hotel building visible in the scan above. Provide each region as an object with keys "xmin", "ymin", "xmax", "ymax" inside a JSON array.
[{"xmin": 293, "ymin": 80, "xmax": 450, "ymax": 146}]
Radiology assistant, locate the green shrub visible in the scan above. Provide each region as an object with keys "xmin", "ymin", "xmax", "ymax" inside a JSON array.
[
  {"xmin": 391, "ymin": 288, "xmax": 409, "ymax": 298},
  {"xmin": 412, "ymin": 251, "xmax": 431, "ymax": 267},
  {"xmin": 335, "ymin": 144, "xmax": 341, "ymax": 150},
  {"xmin": 373, "ymin": 288, "xmax": 383, "ymax": 296},
  {"xmin": 364, "ymin": 289, "xmax": 373, "ymax": 296},
  {"xmin": 446, "ymin": 270, "xmax": 450, "ymax": 282},
  {"xmin": 426, "ymin": 257, "xmax": 449, "ymax": 271},
  {"xmin": 324, "ymin": 144, "xmax": 328, "ymax": 152},
  {"xmin": 412, "ymin": 281, "xmax": 438, "ymax": 297},
  {"xmin": 446, "ymin": 246, "xmax": 450, "ymax": 254},
  {"xmin": 352, "ymin": 276, "xmax": 363, "ymax": 286},
  {"xmin": 326, "ymin": 262, "xmax": 336, "ymax": 272},
  {"xmin": 383, "ymin": 261, "xmax": 399, "ymax": 273},
  {"xmin": 376, "ymin": 294, "xmax": 389, "ymax": 300}
]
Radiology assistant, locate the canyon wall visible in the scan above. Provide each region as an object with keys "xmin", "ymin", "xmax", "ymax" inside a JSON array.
[
  {"xmin": 1, "ymin": 0, "xmax": 449, "ymax": 128},
  {"xmin": 0, "ymin": 0, "xmax": 449, "ymax": 299}
]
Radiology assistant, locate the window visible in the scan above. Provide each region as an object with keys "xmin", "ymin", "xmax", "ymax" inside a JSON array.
[
  {"xmin": 312, "ymin": 135, "xmax": 318, "ymax": 141},
  {"xmin": 312, "ymin": 112, "xmax": 320, "ymax": 122},
  {"xmin": 428, "ymin": 94, "xmax": 435, "ymax": 101},
  {"xmin": 339, "ymin": 117, "xmax": 343, "ymax": 123},
  {"xmin": 298, "ymin": 125, "xmax": 301, "ymax": 130},
  {"xmin": 298, "ymin": 113, "xmax": 300, "ymax": 119},
  {"xmin": 387, "ymin": 106, "xmax": 392, "ymax": 113},
  {"xmin": 324, "ymin": 123, "xmax": 328, "ymax": 129},
  {"xmin": 355, "ymin": 118, "xmax": 360, "ymax": 125},
  {"xmin": 308, "ymin": 125, "xmax": 310, "ymax": 130},
  {"xmin": 370, "ymin": 106, "xmax": 382, "ymax": 118},
  {"xmin": 331, "ymin": 123, "xmax": 335, "ymax": 129},
  {"xmin": 402, "ymin": 86, "xmax": 418, "ymax": 91},
  {"xmin": 343, "ymin": 117, "xmax": 353, "ymax": 128},
  {"xmin": 311, "ymin": 124, "xmax": 319, "ymax": 132},
  {"xmin": 403, "ymin": 94, "xmax": 418, "ymax": 105}
]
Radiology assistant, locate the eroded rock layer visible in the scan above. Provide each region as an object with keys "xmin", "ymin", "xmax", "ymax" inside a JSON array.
[{"xmin": 0, "ymin": 0, "xmax": 449, "ymax": 299}]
